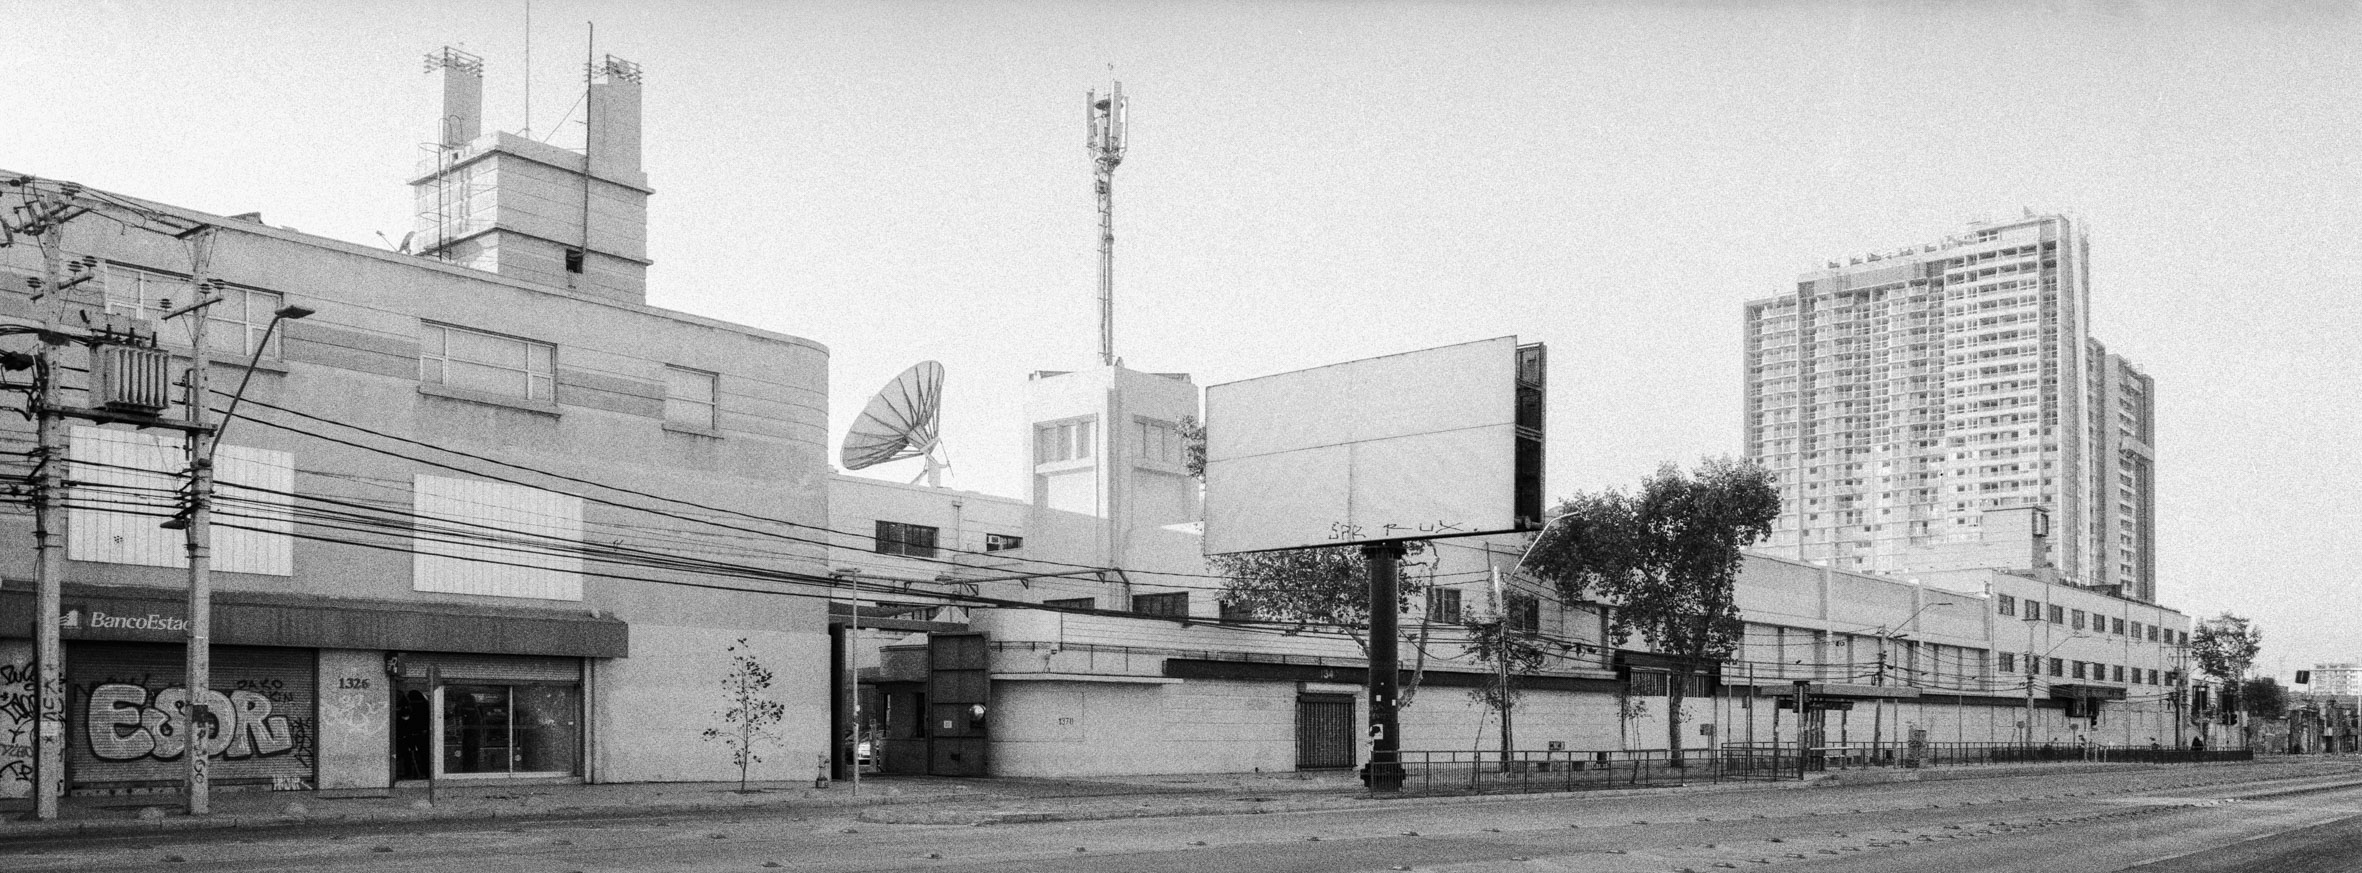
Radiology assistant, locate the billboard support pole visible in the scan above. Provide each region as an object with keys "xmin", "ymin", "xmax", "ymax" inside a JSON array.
[{"xmin": 1363, "ymin": 542, "xmax": 1405, "ymax": 792}]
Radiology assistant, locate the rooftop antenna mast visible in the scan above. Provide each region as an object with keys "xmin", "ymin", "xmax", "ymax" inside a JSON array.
[{"xmin": 1087, "ymin": 79, "xmax": 1127, "ymax": 368}]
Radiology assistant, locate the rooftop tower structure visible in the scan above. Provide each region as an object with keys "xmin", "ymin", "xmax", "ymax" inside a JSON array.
[{"xmin": 412, "ymin": 47, "xmax": 652, "ymax": 303}]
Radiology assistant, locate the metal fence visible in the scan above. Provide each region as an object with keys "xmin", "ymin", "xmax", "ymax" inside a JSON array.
[
  {"xmin": 1718, "ymin": 741, "xmax": 2254, "ymax": 771},
  {"xmin": 1391, "ymin": 747, "xmax": 1797, "ymax": 796}
]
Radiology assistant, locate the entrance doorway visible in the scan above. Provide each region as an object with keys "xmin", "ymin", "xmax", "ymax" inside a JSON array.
[
  {"xmin": 1296, "ymin": 693, "xmax": 1356, "ymax": 770},
  {"xmin": 393, "ymin": 682, "xmax": 432, "ymax": 781}
]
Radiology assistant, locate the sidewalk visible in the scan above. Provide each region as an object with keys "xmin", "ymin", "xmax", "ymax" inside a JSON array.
[
  {"xmin": 0, "ymin": 775, "xmax": 993, "ymax": 840},
  {"xmin": 0, "ymin": 768, "xmax": 1801, "ymax": 841}
]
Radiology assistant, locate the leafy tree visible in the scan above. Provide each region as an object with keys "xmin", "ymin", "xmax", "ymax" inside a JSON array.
[
  {"xmin": 1522, "ymin": 457, "xmax": 1778, "ymax": 763},
  {"xmin": 2240, "ymin": 676, "xmax": 2288, "ymax": 721},
  {"xmin": 2192, "ymin": 613, "xmax": 2262, "ymax": 687},
  {"xmin": 700, "ymin": 638, "xmax": 787, "ymax": 793},
  {"xmin": 1463, "ymin": 585, "xmax": 1547, "ymax": 767},
  {"xmin": 1211, "ymin": 544, "xmax": 1435, "ymax": 707},
  {"xmin": 1176, "ymin": 415, "xmax": 1209, "ymax": 481}
]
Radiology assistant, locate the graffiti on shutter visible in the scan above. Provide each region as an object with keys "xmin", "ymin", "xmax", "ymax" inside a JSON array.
[{"xmin": 68, "ymin": 643, "xmax": 317, "ymax": 789}]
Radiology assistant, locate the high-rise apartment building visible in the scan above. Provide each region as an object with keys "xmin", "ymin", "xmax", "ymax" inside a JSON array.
[{"xmin": 1742, "ymin": 214, "xmax": 2156, "ymax": 601}]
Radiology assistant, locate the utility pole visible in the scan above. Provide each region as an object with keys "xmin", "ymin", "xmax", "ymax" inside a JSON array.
[
  {"xmin": 25, "ymin": 193, "xmax": 75, "ymax": 821},
  {"xmin": 164, "ymin": 227, "xmax": 219, "ymax": 815},
  {"xmin": 1491, "ymin": 566, "xmax": 1512, "ymax": 771}
]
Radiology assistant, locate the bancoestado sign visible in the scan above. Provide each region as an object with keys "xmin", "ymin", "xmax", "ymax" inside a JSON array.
[{"xmin": 60, "ymin": 598, "xmax": 192, "ymax": 642}]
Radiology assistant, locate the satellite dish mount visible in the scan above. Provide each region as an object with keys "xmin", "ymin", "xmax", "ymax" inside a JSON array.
[{"xmin": 841, "ymin": 361, "xmax": 951, "ymax": 487}]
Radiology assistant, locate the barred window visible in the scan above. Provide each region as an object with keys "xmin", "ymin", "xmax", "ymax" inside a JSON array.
[
  {"xmin": 1426, "ymin": 588, "xmax": 1462, "ymax": 624},
  {"xmin": 874, "ymin": 520, "xmax": 939, "ymax": 558},
  {"xmin": 1132, "ymin": 592, "xmax": 1188, "ymax": 618}
]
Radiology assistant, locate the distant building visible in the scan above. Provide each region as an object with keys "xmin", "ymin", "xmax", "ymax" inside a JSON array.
[
  {"xmin": 1, "ymin": 49, "xmax": 833, "ymax": 802},
  {"xmin": 2312, "ymin": 663, "xmax": 2362, "ymax": 696},
  {"xmin": 1742, "ymin": 215, "xmax": 2157, "ymax": 602}
]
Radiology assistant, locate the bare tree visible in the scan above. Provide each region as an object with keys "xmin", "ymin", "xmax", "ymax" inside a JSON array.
[{"xmin": 700, "ymin": 638, "xmax": 786, "ymax": 793}]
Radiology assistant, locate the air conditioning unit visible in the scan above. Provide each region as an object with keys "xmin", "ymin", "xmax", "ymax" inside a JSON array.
[{"xmin": 92, "ymin": 344, "xmax": 174, "ymax": 414}]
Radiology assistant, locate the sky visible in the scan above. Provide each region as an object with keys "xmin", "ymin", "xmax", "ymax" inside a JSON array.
[{"xmin": 8, "ymin": 1, "xmax": 2357, "ymax": 676}]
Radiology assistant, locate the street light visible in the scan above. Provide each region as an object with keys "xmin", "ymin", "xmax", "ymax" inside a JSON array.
[{"xmin": 159, "ymin": 279, "xmax": 312, "ymax": 815}]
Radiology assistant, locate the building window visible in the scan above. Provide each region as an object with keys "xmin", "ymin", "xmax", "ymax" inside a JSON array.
[
  {"xmin": 1035, "ymin": 418, "xmax": 1095, "ymax": 463},
  {"xmin": 414, "ymin": 475, "xmax": 585, "ymax": 601},
  {"xmin": 2129, "ymin": 621, "xmax": 2142, "ymax": 640},
  {"xmin": 2112, "ymin": 665, "xmax": 2125, "ymax": 682},
  {"xmin": 1044, "ymin": 597, "xmax": 1094, "ymax": 610},
  {"xmin": 874, "ymin": 521, "xmax": 939, "ymax": 558},
  {"xmin": 663, "ymin": 366, "xmax": 718, "ymax": 430},
  {"xmin": 2071, "ymin": 609, "xmax": 2085, "ymax": 631},
  {"xmin": 421, "ymin": 323, "xmax": 554, "ymax": 401},
  {"xmin": 2072, "ymin": 661, "xmax": 2087, "ymax": 679},
  {"xmin": 2049, "ymin": 604, "xmax": 2065, "ymax": 624},
  {"xmin": 1996, "ymin": 595, "xmax": 2016, "ymax": 617},
  {"xmin": 985, "ymin": 533, "xmax": 1024, "ymax": 552},
  {"xmin": 106, "ymin": 265, "xmax": 288, "ymax": 359},
  {"xmin": 1132, "ymin": 592, "xmax": 1188, "ymax": 618},
  {"xmin": 1506, "ymin": 593, "xmax": 1541, "ymax": 635},
  {"xmin": 1426, "ymin": 588, "xmax": 1463, "ymax": 624},
  {"xmin": 2111, "ymin": 618, "xmax": 2125, "ymax": 636},
  {"xmin": 442, "ymin": 684, "xmax": 581, "ymax": 775},
  {"xmin": 2023, "ymin": 599, "xmax": 2042, "ymax": 621},
  {"xmin": 2049, "ymin": 658, "xmax": 2064, "ymax": 677},
  {"xmin": 67, "ymin": 425, "xmax": 294, "ymax": 575},
  {"xmin": 1138, "ymin": 418, "xmax": 1181, "ymax": 464},
  {"xmin": 1998, "ymin": 652, "xmax": 2017, "ymax": 675}
]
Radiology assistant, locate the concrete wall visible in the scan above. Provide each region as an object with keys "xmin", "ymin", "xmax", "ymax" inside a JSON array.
[
  {"xmin": 595, "ymin": 626, "xmax": 827, "ymax": 784},
  {"xmin": 313, "ymin": 649, "xmax": 392, "ymax": 791}
]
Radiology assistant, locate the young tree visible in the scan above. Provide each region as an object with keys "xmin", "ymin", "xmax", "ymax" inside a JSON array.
[
  {"xmin": 700, "ymin": 638, "xmax": 787, "ymax": 793},
  {"xmin": 1521, "ymin": 457, "xmax": 1778, "ymax": 764},
  {"xmin": 1463, "ymin": 584, "xmax": 1547, "ymax": 769}
]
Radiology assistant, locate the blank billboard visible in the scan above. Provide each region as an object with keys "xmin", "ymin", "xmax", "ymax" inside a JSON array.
[{"xmin": 1204, "ymin": 337, "xmax": 1532, "ymax": 555}]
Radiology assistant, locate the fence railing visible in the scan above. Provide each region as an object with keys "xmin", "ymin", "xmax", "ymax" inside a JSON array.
[
  {"xmin": 1717, "ymin": 741, "xmax": 2254, "ymax": 771},
  {"xmin": 1390, "ymin": 747, "xmax": 1797, "ymax": 796}
]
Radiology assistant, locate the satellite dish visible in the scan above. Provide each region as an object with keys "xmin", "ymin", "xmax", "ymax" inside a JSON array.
[{"xmin": 840, "ymin": 361, "xmax": 950, "ymax": 486}]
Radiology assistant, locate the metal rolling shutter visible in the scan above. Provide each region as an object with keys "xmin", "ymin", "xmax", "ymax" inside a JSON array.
[{"xmin": 67, "ymin": 643, "xmax": 317, "ymax": 790}]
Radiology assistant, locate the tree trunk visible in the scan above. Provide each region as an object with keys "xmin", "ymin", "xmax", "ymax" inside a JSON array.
[{"xmin": 1668, "ymin": 674, "xmax": 1687, "ymax": 767}]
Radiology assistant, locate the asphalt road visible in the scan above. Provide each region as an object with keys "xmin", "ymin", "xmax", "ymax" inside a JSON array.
[{"xmin": 10, "ymin": 764, "xmax": 2362, "ymax": 872}]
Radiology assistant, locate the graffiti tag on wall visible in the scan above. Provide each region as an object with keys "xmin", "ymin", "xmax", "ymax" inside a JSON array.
[
  {"xmin": 0, "ymin": 656, "xmax": 33, "ymax": 799},
  {"xmin": 86, "ymin": 684, "xmax": 299, "ymax": 761}
]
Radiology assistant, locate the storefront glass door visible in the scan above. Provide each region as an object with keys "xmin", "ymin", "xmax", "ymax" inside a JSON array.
[{"xmin": 439, "ymin": 684, "xmax": 580, "ymax": 776}]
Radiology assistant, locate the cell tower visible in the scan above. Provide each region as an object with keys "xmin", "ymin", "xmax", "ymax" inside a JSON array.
[{"xmin": 1087, "ymin": 81, "xmax": 1127, "ymax": 368}]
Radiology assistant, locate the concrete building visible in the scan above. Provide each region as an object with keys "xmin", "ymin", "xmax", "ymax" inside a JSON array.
[
  {"xmin": 1742, "ymin": 215, "xmax": 2158, "ymax": 601},
  {"xmin": 825, "ymin": 363, "xmax": 2195, "ymax": 779},
  {"xmin": 0, "ymin": 52, "xmax": 835, "ymax": 804},
  {"xmin": 2312, "ymin": 663, "xmax": 2362, "ymax": 697}
]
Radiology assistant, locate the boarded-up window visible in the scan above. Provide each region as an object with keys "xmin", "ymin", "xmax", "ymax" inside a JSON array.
[
  {"xmin": 413, "ymin": 475, "xmax": 584, "ymax": 600},
  {"xmin": 68, "ymin": 426, "xmax": 293, "ymax": 575}
]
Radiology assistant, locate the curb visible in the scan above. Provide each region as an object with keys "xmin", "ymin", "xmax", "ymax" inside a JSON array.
[
  {"xmin": 1, "ymin": 787, "xmax": 1004, "ymax": 842},
  {"xmin": 859, "ymin": 776, "xmax": 1815, "ymax": 827}
]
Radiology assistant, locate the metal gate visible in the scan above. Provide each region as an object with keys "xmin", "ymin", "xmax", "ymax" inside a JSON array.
[
  {"xmin": 1296, "ymin": 693, "xmax": 1356, "ymax": 770},
  {"xmin": 926, "ymin": 633, "xmax": 989, "ymax": 777},
  {"xmin": 67, "ymin": 643, "xmax": 317, "ymax": 790}
]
